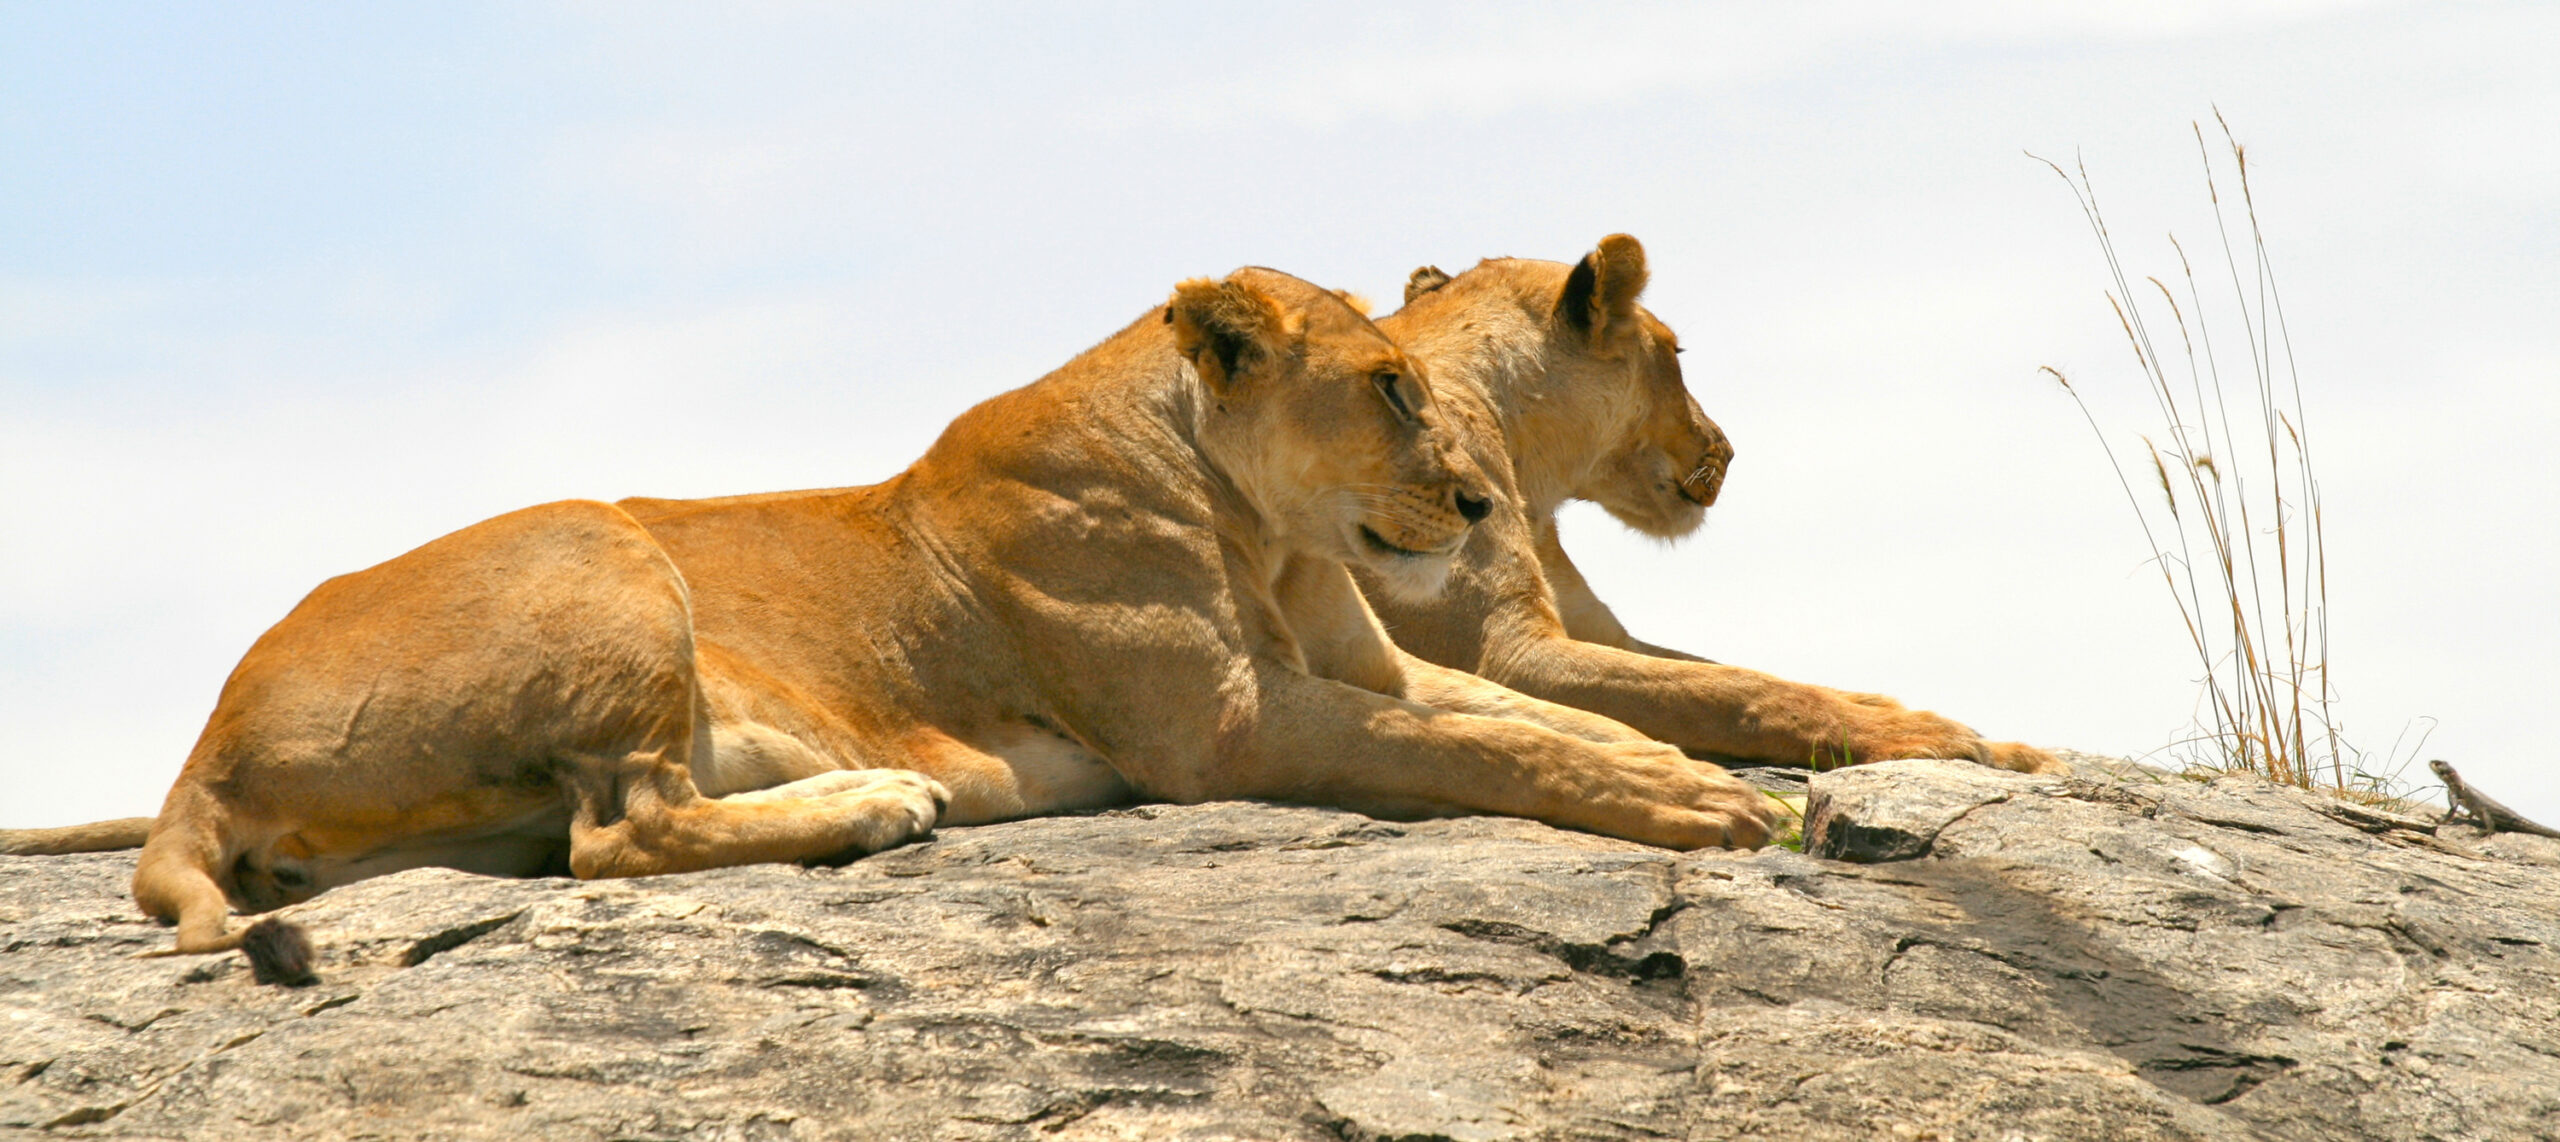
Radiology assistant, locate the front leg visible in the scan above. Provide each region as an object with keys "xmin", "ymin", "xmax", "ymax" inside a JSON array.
[
  {"xmin": 1395, "ymin": 649, "xmax": 1650, "ymax": 745},
  {"xmin": 1483, "ymin": 633, "xmax": 2061, "ymax": 774},
  {"xmin": 1282, "ymin": 547, "xmax": 1654, "ymax": 748},
  {"xmin": 1154, "ymin": 661, "xmax": 1782, "ymax": 851},
  {"xmin": 1516, "ymin": 518, "xmax": 2045, "ymax": 766}
]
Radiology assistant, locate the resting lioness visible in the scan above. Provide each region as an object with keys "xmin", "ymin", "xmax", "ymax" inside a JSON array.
[
  {"xmin": 1362, "ymin": 236, "xmax": 2059, "ymax": 774},
  {"xmin": 127, "ymin": 267, "xmax": 1780, "ymax": 977}
]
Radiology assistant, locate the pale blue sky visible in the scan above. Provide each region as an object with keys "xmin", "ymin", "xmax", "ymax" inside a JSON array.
[{"xmin": 6, "ymin": 1, "xmax": 2555, "ymax": 824}]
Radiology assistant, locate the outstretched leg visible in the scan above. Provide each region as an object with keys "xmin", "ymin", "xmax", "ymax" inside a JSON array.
[
  {"xmin": 1394, "ymin": 650, "xmax": 1650, "ymax": 745},
  {"xmin": 559, "ymin": 750, "xmax": 946, "ymax": 878},
  {"xmin": 1139, "ymin": 660, "xmax": 1783, "ymax": 851},
  {"xmin": 1485, "ymin": 632, "xmax": 2063, "ymax": 774},
  {"xmin": 1520, "ymin": 517, "xmax": 2057, "ymax": 772}
]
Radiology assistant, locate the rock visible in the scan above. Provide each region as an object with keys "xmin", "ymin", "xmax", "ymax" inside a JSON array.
[
  {"xmin": 1803, "ymin": 759, "xmax": 2059, "ymax": 861},
  {"xmin": 5, "ymin": 755, "xmax": 2558, "ymax": 1140}
]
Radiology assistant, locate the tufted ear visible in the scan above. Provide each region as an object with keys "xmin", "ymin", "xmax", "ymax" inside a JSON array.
[
  {"xmin": 1403, "ymin": 265, "xmax": 1452, "ymax": 305},
  {"xmin": 1166, "ymin": 276, "xmax": 1291, "ymax": 394},
  {"xmin": 1555, "ymin": 233, "xmax": 1649, "ymax": 340}
]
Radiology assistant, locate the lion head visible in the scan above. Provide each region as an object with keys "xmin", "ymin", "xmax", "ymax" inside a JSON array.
[
  {"xmin": 1168, "ymin": 268, "xmax": 1495, "ymax": 600},
  {"xmin": 1398, "ymin": 235, "xmax": 1730, "ymax": 540}
]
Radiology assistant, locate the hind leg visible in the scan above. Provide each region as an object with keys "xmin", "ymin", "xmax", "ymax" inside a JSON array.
[
  {"xmin": 558, "ymin": 746, "xmax": 947, "ymax": 878},
  {"xmin": 721, "ymin": 767, "xmax": 948, "ymax": 807}
]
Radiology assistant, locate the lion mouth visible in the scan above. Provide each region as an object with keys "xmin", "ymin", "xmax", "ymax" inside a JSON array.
[
  {"xmin": 1353, "ymin": 522, "xmax": 1460, "ymax": 601},
  {"xmin": 1358, "ymin": 524, "xmax": 1442, "ymax": 559},
  {"xmin": 1676, "ymin": 458, "xmax": 1725, "ymax": 507}
]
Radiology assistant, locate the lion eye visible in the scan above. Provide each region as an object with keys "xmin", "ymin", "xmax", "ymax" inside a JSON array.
[{"xmin": 1373, "ymin": 371, "xmax": 1418, "ymax": 423}]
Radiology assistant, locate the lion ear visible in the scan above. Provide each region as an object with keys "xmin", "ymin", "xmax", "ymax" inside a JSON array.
[
  {"xmin": 1166, "ymin": 276, "xmax": 1290, "ymax": 394},
  {"xmin": 1555, "ymin": 234, "xmax": 1649, "ymax": 340},
  {"xmin": 1404, "ymin": 265, "xmax": 1453, "ymax": 306}
]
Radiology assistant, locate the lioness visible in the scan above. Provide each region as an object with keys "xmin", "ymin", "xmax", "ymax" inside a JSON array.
[
  {"xmin": 1364, "ymin": 236, "xmax": 2059, "ymax": 774},
  {"xmin": 127, "ymin": 268, "xmax": 1780, "ymax": 980}
]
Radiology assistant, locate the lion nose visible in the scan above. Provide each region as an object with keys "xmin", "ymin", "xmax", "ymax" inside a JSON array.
[{"xmin": 1453, "ymin": 489, "xmax": 1491, "ymax": 524}]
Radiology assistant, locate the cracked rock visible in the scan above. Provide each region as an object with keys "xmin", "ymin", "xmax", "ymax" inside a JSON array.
[
  {"xmin": 5, "ymin": 757, "xmax": 2559, "ymax": 1139},
  {"xmin": 1803, "ymin": 758, "xmax": 2058, "ymax": 861}
]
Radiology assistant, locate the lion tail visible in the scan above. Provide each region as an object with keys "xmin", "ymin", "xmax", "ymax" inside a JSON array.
[
  {"xmin": 129, "ymin": 786, "xmax": 314, "ymax": 985},
  {"xmin": 132, "ymin": 788, "xmax": 243, "ymax": 954},
  {"xmin": 0, "ymin": 816, "xmax": 155, "ymax": 855}
]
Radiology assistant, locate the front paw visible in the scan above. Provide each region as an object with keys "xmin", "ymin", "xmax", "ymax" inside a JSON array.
[
  {"xmin": 1829, "ymin": 688, "xmax": 1907, "ymax": 710},
  {"xmin": 1979, "ymin": 741, "xmax": 2065, "ymax": 775},
  {"xmin": 1603, "ymin": 743, "xmax": 1785, "ymax": 850},
  {"xmin": 1843, "ymin": 710, "xmax": 2060, "ymax": 776},
  {"xmin": 1833, "ymin": 707, "xmax": 1986, "ymax": 768}
]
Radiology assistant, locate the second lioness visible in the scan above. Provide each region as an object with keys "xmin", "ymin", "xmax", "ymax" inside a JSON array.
[{"xmin": 1362, "ymin": 235, "xmax": 2058, "ymax": 773}]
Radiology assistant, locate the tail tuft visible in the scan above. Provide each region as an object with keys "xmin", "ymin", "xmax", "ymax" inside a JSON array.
[{"xmin": 240, "ymin": 917, "xmax": 317, "ymax": 987}]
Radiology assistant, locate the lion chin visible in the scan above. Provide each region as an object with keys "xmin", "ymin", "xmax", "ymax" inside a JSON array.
[
  {"xmin": 1350, "ymin": 523, "xmax": 1459, "ymax": 602},
  {"xmin": 1598, "ymin": 494, "xmax": 1707, "ymax": 542}
]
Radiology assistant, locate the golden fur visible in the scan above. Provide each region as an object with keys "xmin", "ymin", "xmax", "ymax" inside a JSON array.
[
  {"xmin": 0, "ymin": 818, "xmax": 155, "ymax": 856},
  {"xmin": 1364, "ymin": 236, "xmax": 2060, "ymax": 774},
  {"xmin": 131, "ymin": 268, "xmax": 1782, "ymax": 960}
]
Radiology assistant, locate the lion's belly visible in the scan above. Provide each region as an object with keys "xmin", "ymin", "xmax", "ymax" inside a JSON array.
[{"xmin": 260, "ymin": 795, "xmax": 570, "ymax": 906}]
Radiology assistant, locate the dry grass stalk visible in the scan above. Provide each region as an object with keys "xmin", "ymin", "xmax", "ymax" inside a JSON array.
[{"xmin": 2031, "ymin": 112, "xmax": 2366, "ymax": 791}]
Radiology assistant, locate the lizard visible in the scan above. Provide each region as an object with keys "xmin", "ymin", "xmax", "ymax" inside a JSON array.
[{"xmin": 2429, "ymin": 760, "xmax": 2560, "ymax": 838}]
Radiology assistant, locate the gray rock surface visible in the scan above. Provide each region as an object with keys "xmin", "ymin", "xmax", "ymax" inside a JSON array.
[{"xmin": 5, "ymin": 753, "xmax": 2557, "ymax": 1141}]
